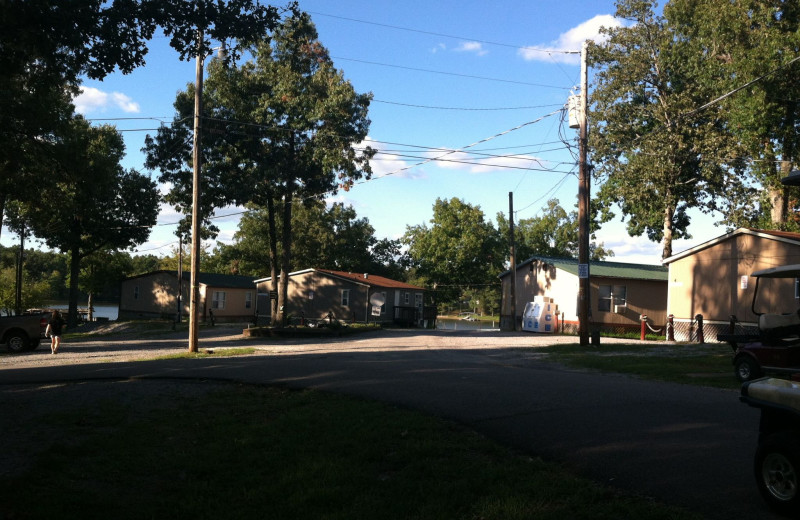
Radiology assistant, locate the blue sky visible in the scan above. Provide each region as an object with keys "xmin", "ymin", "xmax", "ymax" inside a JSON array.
[{"xmin": 3, "ymin": 0, "xmax": 724, "ymax": 264}]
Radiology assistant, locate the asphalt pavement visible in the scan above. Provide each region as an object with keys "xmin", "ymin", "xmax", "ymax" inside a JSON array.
[{"xmin": 0, "ymin": 329, "xmax": 783, "ymax": 519}]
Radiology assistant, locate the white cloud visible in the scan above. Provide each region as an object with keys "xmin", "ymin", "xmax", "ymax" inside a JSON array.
[
  {"xmin": 455, "ymin": 41, "xmax": 488, "ymax": 56},
  {"xmin": 431, "ymin": 43, "xmax": 447, "ymax": 54},
  {"xmin": 518, "ymin": 14, "xmax": 624, "ymax": 64},
  {"xmin": 362, "ymin": 137, "xmax": 428, "ymax": 180},
  {"xmin": 73, "ymin": 86, "xmax": 141, "ymax": 114},
  {"xmin": 425, "ymin": 148, "xmax": 545, "ymax": 174}
]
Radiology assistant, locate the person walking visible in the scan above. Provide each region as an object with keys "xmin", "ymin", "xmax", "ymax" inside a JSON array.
[{"xmin": 48, "ymin": 310, "xmax": 66, "ymax": 354}]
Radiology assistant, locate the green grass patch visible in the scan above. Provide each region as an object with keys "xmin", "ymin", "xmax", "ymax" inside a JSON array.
[
  {"xmin": 0, "ymin": 384, "xmax": 700, "ymax": 520},
  {"xmin": 538, "ymin": 343, "xmax": 738, "ymax": 389},
  {"xmin": 149, "ymin": 347, "xmax": 257, "ymax": 360}
]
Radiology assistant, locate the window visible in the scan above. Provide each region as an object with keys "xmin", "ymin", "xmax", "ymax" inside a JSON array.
[
  {"xmin": 415, "ymin": 293, "xmax": 423, "ymax": 310},
  {"xmin": 598, "ymin": 285, "xmax": 626, "ymax": 312},
  {"xmin": 342, "ymin": 289, "xmax": 350, "ymax": 307},
  {"xmin": 245, "ymin": 292, "xmax": 252, "ymax": 309},
  {"xmin": 404, "ymin": 292, "xmax": 410, "ymax": 305},
  {"xmin": 134, "ymin": 285, "xmax": 139, "ymax": 300},
  {"xmin": 381, "ymin": 291, "xmax": 387, "ymax": 314},
  {"xmin": 212, "ymin": 291, "xmax": 226, "ymax": 310}
]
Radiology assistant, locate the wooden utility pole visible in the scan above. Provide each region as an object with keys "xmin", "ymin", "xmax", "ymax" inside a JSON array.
[
  {"xmin": 177, "ymin": 234, "xmax": 183, "ymax": 324},
  {"xmin": 509, "ymin": 192, "xmax": 517, "ymax": 331},
  {"xmin": 15, "ymin": 225, "xmax": 24, "ymax": 316},
  {"xmin": 189, "ymin": 30, "xmax": 204, "ymax": 353},
  {"xmin": 578, "ymin": 40, "xmax": 591, "ymax": 346}
]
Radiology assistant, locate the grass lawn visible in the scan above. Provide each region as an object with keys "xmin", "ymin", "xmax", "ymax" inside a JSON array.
[
  {"xmin": 0, "ymin": 383, "xmax": 701, "ymax": 520},
  {"xmin": 536, "ymin": 341, "xmax": 739, "ymax": 389}
]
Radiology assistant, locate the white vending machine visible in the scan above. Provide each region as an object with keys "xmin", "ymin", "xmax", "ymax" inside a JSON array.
[{"xmin": 521, "ymin": 295, "xmax": 558, "ymax": 333}]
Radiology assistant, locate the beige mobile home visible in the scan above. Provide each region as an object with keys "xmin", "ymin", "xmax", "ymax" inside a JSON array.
[
  {"xmin": 663, "ymin": 228, "xmax": 800, "ymax": 341},
  {"xmin": 119, "ymin": 271, "xmax": 257, "ymax": 322},
  {"xmin": 255, "ymin": 268, "xmax": 432, "ymax": 326},
  {"xmin": 500, "ymin": 256, "xmax": 668, "ymax": 334}
]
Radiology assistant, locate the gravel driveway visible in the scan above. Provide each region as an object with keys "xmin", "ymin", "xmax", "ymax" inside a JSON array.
[{"xmin": 0, "ymin": 324, "xmax": 643, "ymax": 369}]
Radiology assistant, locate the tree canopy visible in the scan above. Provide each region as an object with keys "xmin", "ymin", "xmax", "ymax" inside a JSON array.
[
  {"xmin": 665, "ymin": 0, "xmax": 800, "ymax": 228},
  {"xmin": 589, "ymin": 0, "xmax": 747, "ymax": 259},
  {"xmin": 25, "ymin": 118, "xmax": 159, "ymax": 325},
  {"xmin": 404, "ymin": 197, "xmax": 504, "ymax": 305},
  {"xmin": 498, "ymin": 199, "xmax": 613, "ymax": 262},
  {"xmin": 145, "ymin": 11, "xmax": 375, "ymax": 325},
  {"xmin": 1, "ymin": 0, "xmax": 285, "ymax": 242}
]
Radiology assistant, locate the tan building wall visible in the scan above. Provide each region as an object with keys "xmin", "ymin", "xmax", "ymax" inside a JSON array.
[
  {"xmin": 206, "ymin": 287, "xmax": 256, "ymax": 321},
  {"xmin": 667, "ymin": 233, "xmax": 800, "ymax": 326},
  {"xmin": 592, "ymin": 278, "xmax": 668, "ymax": 327},
  {"xmin": 502, "ymin": 262, "xmax": 668, "ymax": 330},
  {"xmin": 119, "ymin": 272, "xmax": 185, "ymax": 319},
  {"xmin": 257, "ymin": 270, "xmax": 426, "ymax": 324},
  {"xmin": 119, "ymin": 272, "xmax": 255, "ymax": 322},
  {"xmin": 502, "ymin": 262, "xmax": 579, "ymax": 320}
]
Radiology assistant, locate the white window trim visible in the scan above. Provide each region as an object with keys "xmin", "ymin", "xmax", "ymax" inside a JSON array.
[
  {"xmin": 342, "ymin": 289, "xmax": 350, "ymax": 307},
  {"xmin": 212, "ymin": 291, "xmax": 227, "ymax": 310}
]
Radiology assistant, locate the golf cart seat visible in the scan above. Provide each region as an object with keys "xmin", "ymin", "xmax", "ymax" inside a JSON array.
[{"xmin": 759, "ymin": 311, "xmax": 800, "ymax": 340}]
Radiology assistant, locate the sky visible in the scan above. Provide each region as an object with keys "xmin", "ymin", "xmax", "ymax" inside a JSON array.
[{"xmin": 2, "ymin": 0, "xmax": 728, "ymax": 265}]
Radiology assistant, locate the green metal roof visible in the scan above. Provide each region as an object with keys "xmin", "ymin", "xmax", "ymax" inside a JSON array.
[{"xmin": 501, "ymin": 255, "xmax": 668, "ymax": 281}]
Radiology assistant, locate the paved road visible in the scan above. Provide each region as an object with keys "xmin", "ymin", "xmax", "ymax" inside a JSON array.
[{"xmin": 0, "ymin": 328, "xmax": 781, "ymax": 519}]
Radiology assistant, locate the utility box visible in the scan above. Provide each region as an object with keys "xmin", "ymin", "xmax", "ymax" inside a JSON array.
[{"xmin": 522, "ymin": 295, "xmax": 558, "ymax": 333}]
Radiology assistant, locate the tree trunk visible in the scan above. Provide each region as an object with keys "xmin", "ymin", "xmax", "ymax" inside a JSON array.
[
  {"xmin": 0, "ymin": 190, "xmax": 6, "ymax": 244},
  {"xmin": 277, "ymin": 186, "xmax": 294, "ymax": 327},
  {"xmin": 775, "ymin": 99, "xmax": 798, "ymax": 225},
  {"xmin": 662, "ymin": 203, "xmax": 674, "ymax": 260},
  {"xmin": 267, "ymin": 196, "xmax": 280, "ymax": 326},
  {"xmin": 87, "ymin": 291, "xmax": 94, "ymax": 322},
  {"xmin": 68, "ymin": 245, "xmax": 81, "ymax": 328},
  {"xmin": 770, "ymin": 183, "xmax": 788, "ymax": 224}
]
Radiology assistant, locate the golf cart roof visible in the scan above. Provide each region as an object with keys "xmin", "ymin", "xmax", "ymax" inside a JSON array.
[{"xmin": 752, "ymin": 264, "xmax": 800, "ymax": 278}]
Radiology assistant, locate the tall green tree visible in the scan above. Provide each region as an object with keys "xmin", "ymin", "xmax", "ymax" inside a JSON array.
[
  {"xmin": 2, "ymin": 0, "xmax": 283, "ymax": 242},
  {"xmin": 589, "ymin": 0, "xmax": 746, "ymax": 259},
  {"xmin": 208, "ymin": 200, "xmax": 399, "ymax": 279},
  {"xmin": 79, "ymin": 250, "xmax": 134, "ymax": 320},
  {"xmin": 497, "ymin": 199, "xmax": 613, "ymax": 263},
  {"xmin": 26, "ymin": 117, "xmax": 159, "ymax": 326},
  {"xmin": 146, "ymin": 12, "xmax": 375, "ymax": 325},
  {"xmin": 666, "ymin": 0, "xmax": 800, "ymax": 228},
  {"xmin": 403, "ymin": 198, "xmax": 504, "ymax": 306}
]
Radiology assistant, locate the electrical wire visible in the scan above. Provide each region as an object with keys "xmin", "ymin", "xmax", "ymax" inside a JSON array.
[
  {"xmin": 356, "ymin": 109, "xmax": 564, "ymax": 184},
  {"xmin": 331, "ymin": 55, "xmax": 572, "ymax": 89},
  {"xmin": 365, "ymin": 150, "xmax": 574, "ymax": 173},
  {"xmin": 308, "ymin": 11, "xmax": 580, "ymax": 55},
  {"xmin": 372, "ymin": 99, "xmax": 564, "ymax": 111}
]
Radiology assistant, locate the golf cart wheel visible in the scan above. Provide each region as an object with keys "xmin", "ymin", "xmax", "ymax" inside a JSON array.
[
  {"xmin": 735, "ymin": 357, "xmax": 761, "ymax": 382},
  {"xmin": 755, "ymin": 432, "xmax": 800, "ymax": 515},
  {"xmin": 5, "ymin": 331, "xmax": 30, "ymax": 353}
]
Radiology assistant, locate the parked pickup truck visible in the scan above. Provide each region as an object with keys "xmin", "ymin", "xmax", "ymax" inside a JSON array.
[{"xmin": 0, "ymin": 313, "xmax": 50, "ymax": 352}]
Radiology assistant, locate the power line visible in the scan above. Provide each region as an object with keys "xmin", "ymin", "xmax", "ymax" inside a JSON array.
[
  {"xmin": 366, "ymin": 150, "xmax": 574, "ymax": 173},
  {"xmin": 358, "ymin": 109, "xmax": 564, "ymax": 184},
  {"xmin": 331, "ymin": 55, "xmax": 572, "ymax": 89},
  {"xmin": 308, "ymin": 11, "xmax": 580, "ymax": 55},
  {"xmin": 372, "ymin": 99, "xmax": 565, "ymax": 111}
]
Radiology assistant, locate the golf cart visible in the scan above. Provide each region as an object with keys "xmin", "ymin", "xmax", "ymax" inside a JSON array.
[
  {"xmin": 717, "ymin": 264, "xmax": 800, "ymax": 382},
  {"xmin": 741, "ymin": 377, "xmax": 800, "ymax": 515}
]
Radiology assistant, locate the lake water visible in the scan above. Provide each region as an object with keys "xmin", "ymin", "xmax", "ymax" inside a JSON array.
[
  {"xmin": 45, "ymin": 302, "xmax": 119, "ymax": 321},
  {"xmin": 436, "ymin": 318, "xmax": 500, "ymax": 331}
]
